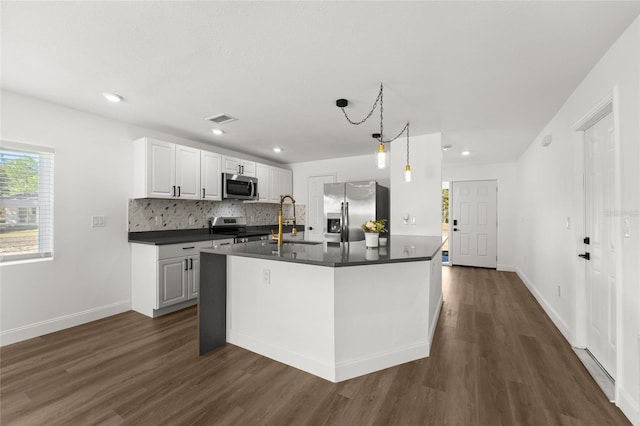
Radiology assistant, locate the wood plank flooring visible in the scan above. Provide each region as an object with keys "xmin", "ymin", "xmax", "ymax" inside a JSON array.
[{"xmin": 1, "ymin": 267, "xmax": 630, "ymax": 425}]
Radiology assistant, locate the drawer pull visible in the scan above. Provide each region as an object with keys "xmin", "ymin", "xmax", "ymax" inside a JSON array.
[{"xmin": 182, "ymin": 246, "xmax": 195, "ymax": 250}]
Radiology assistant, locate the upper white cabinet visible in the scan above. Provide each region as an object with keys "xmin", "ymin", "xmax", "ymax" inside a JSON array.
[
  {"xmin": 175, "ymin": 145, "xmax": 201, "ymax": 200},
  {"xmin": 255, "ymin": 163, "xmax": 270, "ymax": 202},
  {"xmin": 134, "ymin": 138, "xmax": 176, "ymax": 198},
  {"xmin": 222, "ymin": 156, "xmax": 256, "ymax": 177},
  {"xmin": 134, "ymin": 137, "xmax": 288, "ymax": 202},
  {"xmin": 255, "ymin": 163, "xmax": 293, "ymax": 203},
  {"xmin": 200, "ymin": 151, "xmax": 222, "ymax": 201}
]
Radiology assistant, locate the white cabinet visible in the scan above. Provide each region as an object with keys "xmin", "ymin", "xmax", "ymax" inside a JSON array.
[
  {"xmin": 175, "ymin": 145, "xmax": 201, "ymax": 200},
  {"xmin": 134, "ymin": 138, "xmax": 201, "ymax": 199},
  {"xmin": 200, "ymin": 151, "xmax": 222, "ymax": 201},
  {"xmin": 132, "ymin": 239, "xmax": 237, "ymax": 317},
  {"xmin": 256, "ymin": 163, "xmax": 270, "ymax": 202},
  {"xmin": 222, "ymin": 156, "xmax": 256, "ymax": 177},
  {"xmin": 254, "ymin": 163, "xmax": 294, "ymax": 203},
  {"xmin": 134, "ymin": 138, "xmax": 176, "ymax": 198}
]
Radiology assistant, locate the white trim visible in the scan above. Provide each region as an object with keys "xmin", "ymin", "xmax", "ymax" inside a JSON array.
[
  {"xmin": 497, "ymin": 263, "xmax": 516, "ymax": 272},
  {"xmin": 0, "ymin": 139, "xmax": 55, "ymax": 154},
  {"xmin": 572, "ymin": 87, "xmax": 623, "ymax": 404},
  {"xmin": 334, "ymin": 341, "xmax": 429, "ymax": 383},
  {"xmin": 516, "ymin": 268, "xmax": 572, "ymax": 342},
  {"xmin": 0, "ymin": 301, "xmax": 131, "ymax": 347},
  {"xmin": 618, "ymin": 388, "xmax": 639, "ymax": 426}
]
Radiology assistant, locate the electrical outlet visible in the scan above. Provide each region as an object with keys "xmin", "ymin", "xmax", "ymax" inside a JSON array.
[
  {"xmin": 188, "ymin": 216, "xmax": 194, "ymax": 225},
  {"xmin": 557, "ymin": 285, "xmax": 561, "ymax": 298},
  {"xmin": 411, "ymin": 217, "xmax": 416, "ymax": 225},
  {"xmin": 155, "ymin": 216, "xmax": 161, "ymax": 225},
  {"xmin": 263, "ymin": 269, "xmax": 271, "ymax": 285}
]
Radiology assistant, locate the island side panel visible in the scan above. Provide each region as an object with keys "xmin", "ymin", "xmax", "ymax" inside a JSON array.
[
  {"xmin": 333, "ymin": 261, "xmax": 432, "ymax": 382},
  {"xmin": 199, "ymin": 252, "xmax": 227, "ymax": 355},
  {"xmin": 428, "ymin": 249, "xmax": 443, "ymax": 345},
  {"xmin": 226, "ymin": 256, "xmax": 336, "ymax": 382}
]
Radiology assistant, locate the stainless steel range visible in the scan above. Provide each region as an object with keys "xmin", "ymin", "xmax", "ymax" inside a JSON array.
[{"xmin": 208, "ymin": 216, "xmax": 271, "ymax": 243}]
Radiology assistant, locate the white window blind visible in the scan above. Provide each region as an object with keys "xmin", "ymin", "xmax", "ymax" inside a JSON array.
[{"xmin": 0, "ymin": 141, "xmax": 54, "ymax": 262}]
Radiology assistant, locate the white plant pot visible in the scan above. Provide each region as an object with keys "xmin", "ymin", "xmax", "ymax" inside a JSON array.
[{"xmin": 365, "ymin": 232, "xmax": 379, "ymax": 248}]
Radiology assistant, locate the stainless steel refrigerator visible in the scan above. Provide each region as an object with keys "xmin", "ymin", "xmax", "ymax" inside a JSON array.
[{"xmin": 323, "ymin": 181, "xmax": 389, "ymax": 243}]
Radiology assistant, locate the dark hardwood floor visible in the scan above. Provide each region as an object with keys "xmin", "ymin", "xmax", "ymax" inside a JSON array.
[{"xmin": 1, "ymin": 267, "xmax": 630, "ymax": 425}]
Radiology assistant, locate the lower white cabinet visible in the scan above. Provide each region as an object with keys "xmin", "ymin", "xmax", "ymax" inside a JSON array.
[{"xmin": 132, "ymin": 240, "xmax": 232, "ymax": 317}]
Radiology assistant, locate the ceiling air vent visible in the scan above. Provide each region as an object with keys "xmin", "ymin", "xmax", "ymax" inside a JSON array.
[{"xmin": 206, "ymin": 114, "xmax": 238, "ymax": 125}]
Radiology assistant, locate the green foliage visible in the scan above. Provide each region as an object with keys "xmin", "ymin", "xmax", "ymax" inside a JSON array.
[
  {"xmin": 361, "ymin": 219, "xmax": 388, "ymax": 233},
  {"xmin": 0, "ymin": 156, "xmax": 39, "ymax": 196},
  {"xmin": 442, "ymin": 188, "xmax": 449, "ymax": 224}
]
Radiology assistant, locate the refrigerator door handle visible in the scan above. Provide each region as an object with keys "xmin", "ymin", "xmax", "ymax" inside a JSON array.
[
  {"xmin": 340, "ymin": 202, "xmax": 345, "ymax": 242},
  {"xmin": 345, "ymin": 202, "xmax": 350, "ymax": 242}
]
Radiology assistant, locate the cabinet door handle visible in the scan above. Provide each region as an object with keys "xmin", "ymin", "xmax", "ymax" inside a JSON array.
[
  {"xmin": 189, "ymin": 258, "xmax": 193, "ymax": 270},
  {"xmin": 202, "ymin": 188, "xmax": 206, "ymax": 199},
  {"xmin": 177, "ymin": 186, "xmax": 181, "ymax": 197},
  {"xmin": 172, "ymin": 186, "xmax": 176, "ymax": 197},
  {"xmin": 184, "ymin": 259, "xmax": 188, "ymax": 271},
  {"xmin": 182, "ymin": 246, "xmax": 195, "ymax": 250},
  {"xmin": 220, "ymin": 242, "xmax": 230, "ymax": 246}
]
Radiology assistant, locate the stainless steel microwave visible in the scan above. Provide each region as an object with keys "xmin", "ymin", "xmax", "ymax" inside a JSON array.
[{"xmin": 222, "ymin": 173, "xmax": 258, "ymax": 200}]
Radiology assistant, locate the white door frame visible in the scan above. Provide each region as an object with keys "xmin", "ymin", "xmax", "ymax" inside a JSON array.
[
  {"xmin": 306, "ymin": 173, "xmax": 337, "ymax": 241},
  {"xmin": 571, "ymin": 86, "xmax": 623, "ymax": 403}
]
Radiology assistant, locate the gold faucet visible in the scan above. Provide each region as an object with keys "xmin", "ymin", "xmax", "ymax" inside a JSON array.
[{"xmin": 278, "ymin": 194, "xmax": 297, "ymax": 246}]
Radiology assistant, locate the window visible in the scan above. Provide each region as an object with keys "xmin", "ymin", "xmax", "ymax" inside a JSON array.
[{"xmin": 0, "ymin": 141, "xmax": 54, "ymax": 262}]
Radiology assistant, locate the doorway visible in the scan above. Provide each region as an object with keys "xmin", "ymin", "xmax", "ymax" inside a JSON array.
[
  {"xmin": 572, "ymin": 89, "xmax": 622, "ymax": 402},
  {"xmin": 306, "ymin": 174, "xmax": 336, "ymax": 241},
  {"xmin": 449, "ymin": 180, "xmax": 497, "ymax": 268}
]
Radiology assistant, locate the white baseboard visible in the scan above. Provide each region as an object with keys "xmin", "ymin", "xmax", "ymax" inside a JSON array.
[
  {"xmin": 334, "ymin": 342, "xmax": 429, "ymax": 382},
  {"xmin": 0, "ymin": 300, "xmax": 131, "ymax": 347},
  {"xmin": 497, "ymin": 263, "xmax": 516, "ymax": 272},
  {"xmin": 516, "ymin": 269, "xmax": 572, "ymax": 343},
  {"xmin": 618, "ymin": 388, "xmax": 640, "ymax": 426}
]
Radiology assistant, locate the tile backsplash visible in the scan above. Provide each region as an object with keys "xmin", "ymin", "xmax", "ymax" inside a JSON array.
[{"xmin": 128, "ymin": 199, "xmax": 305, "ymax": 232}]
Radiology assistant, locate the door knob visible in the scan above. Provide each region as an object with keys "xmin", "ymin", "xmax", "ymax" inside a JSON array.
[
  {"xmin": 453, "ymin": 228, "xmax": 459, "ymax": 232},
  {"xmin": 309, "ymin": 226, "xmax": 314, "ymax": 230}
]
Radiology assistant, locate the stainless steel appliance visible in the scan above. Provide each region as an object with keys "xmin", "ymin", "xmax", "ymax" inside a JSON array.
[
  {"xmin": 222, "ymin": 173, "xmax": 258, "ymax": 201},
  {"xmin": 208, "ymin": 216, "xmax": 270, "ymax": 243},
  {"xmin": 323, "ymin": 181, "xmax": 389, "ymax": 243}
]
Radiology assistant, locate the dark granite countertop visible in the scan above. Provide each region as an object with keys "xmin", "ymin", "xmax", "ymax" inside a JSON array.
[
  {"xmin": 201, "ymin": 235, "xmax": 445, "ymax": 267},
  {"xmin": 128, "ymin": 225, "xmax": 304, "ymax": 245}
]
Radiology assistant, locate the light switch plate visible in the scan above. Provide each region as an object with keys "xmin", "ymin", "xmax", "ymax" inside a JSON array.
[{"xmin": 91, "ymin": 215, "xmax": 106, "ymax": 227}]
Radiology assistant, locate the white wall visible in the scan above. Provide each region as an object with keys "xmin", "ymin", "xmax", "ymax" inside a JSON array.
[
  {"xmin": 443, "ymin": 162, "xmax": 518, "ymax": 271},
  {"xmin": 290, "ymin": 154, "xmax": 390, "ymax": 204},
  {"xmin": 0, "ymin": 91, "xmax": 282, "ymax": 346},
  {"xmin": 390, "ymin": 133, "xmax": 442, "ymax": 236},
  {"xmin": 515, "ymin": 17, "xmax": 640, "ymax": 422}
]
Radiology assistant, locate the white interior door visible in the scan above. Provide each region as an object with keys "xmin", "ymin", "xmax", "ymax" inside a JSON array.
[
  {"xmin": 450, "ymin": 180, "xmax": 497, "ymax": 268},
  {"xmin": 307, "ymin": 175, "xmax": 335, "ymax": 241},
  {"xmin": 584, "ymin": 111, "xmax": 616, "ymax": 379}
]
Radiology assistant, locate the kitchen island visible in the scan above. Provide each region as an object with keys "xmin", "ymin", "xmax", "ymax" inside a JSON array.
[{"xmin": 199, "ymin": 235, "xmax": 444, "ymax": 383}]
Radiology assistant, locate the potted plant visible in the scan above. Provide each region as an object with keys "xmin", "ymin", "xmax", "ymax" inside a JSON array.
[{"xmin": 361, "ymin": 219, "xmax": 387, "ymax": 248}]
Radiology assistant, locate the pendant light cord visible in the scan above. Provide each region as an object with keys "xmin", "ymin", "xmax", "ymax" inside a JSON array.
[{"xmin": 339, "ymin": 83, "xmax": 384, "ymax": 126}]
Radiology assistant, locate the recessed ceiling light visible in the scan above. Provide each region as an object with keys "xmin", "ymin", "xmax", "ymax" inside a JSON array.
[
  {"xmin": 102, "ymin": 92, "xmax": 123, "ymax": 103},
  {"xmin": 211, "ymin": 129, "xmax": 224, "ymax": 136},
  {"xmin": 442, "ymin": 145, "xmax": 453, "ymax": 151},
  {"xmin": 273, "ymin": 147, "xmax": 282, "ymax": 153},
  {"xmin": 461, "ymin": 151, "xmax": 471, "ymax": 156}
]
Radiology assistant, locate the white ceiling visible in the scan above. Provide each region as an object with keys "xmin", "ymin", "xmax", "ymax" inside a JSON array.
[{"xmin": 2, "ymin": 2, "xmax": 639, "ymax": 166}]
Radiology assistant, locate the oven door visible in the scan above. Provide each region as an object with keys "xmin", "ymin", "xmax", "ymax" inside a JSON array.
[{"xmin": 223, "ymin": 174, "xmax": 258, "ymax": 200}]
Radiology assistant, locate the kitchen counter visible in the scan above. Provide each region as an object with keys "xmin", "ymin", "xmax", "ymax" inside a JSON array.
[
  {"xmin": 199, "ymin": 234, "xmax": 444, "ymax": 383},
  {"xmin": 128, "ymin": 225, "xmax": 303, "ymax": 245},
  {"xmin": 200, "ymin": 235, "xmax": 444, "ymax": 267}
]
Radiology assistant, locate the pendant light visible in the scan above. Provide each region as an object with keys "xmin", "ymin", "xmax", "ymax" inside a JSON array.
[{"xmin": 336, "ymin": 83, "xmax": 411, "ymax": 174}]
